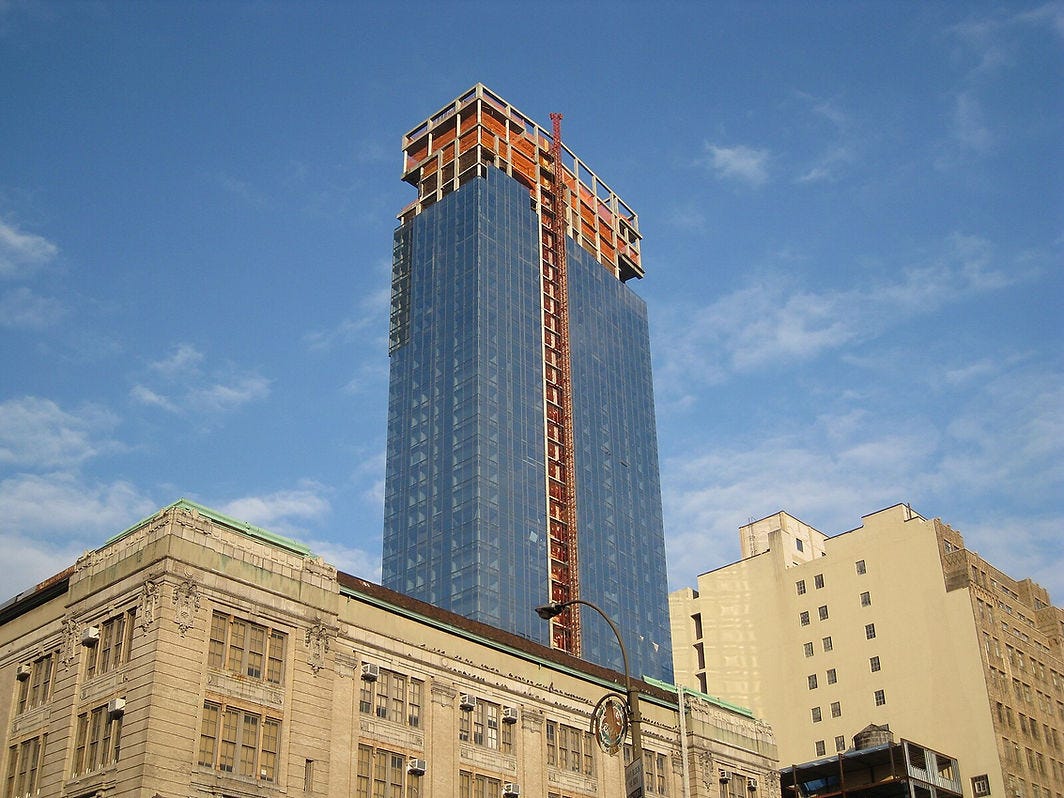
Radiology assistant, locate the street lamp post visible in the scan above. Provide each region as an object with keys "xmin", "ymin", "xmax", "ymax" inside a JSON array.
[{"xmin": 535, "ymin": 599, "xmax": 644, "ymax": 794}]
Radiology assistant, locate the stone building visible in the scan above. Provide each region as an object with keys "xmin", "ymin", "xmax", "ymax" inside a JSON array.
[
  {"xmin": 670, "ymin": 503, "xmax": 1064, "ymax": 798},
  {"xmin": 2, "ymin": 499, "xmax": 777, "ymax": 798}
]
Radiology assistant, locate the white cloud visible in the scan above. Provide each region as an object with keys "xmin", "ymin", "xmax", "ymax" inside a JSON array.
[
  {"xmin": 701, "ymin": 143, "xmax": 770, "ymax": 187},
  {"xmin": 0, "ymin": 217, "xmax": 58, "ymax": 279},
  {"xmin": 129, "ymin": 385, "xmax": 180, "ymax": 413},
  {"xmin": 303, "ymin": 538, "xmax": 382, "ymax": 581},
  {"xmin": 661, "ymin": 358, "xmax": 1063, "ymax": 600},
  {"xmin": 305, "ymin": 286, "xmax": 391, "ymax": 351},
  {"xmin": 188, "ymin": 375, "xmax": 271, "ymax": 414},
  {"xmin": 0, "ymin": 472, "xmax": 157, "ymax": 599},
  {"xmin": 149, "ymin": 343, "xmax": 205, "ymax": 377},
  {"xmin": 217, "ymin": 482, "xmax": 331, "ymax": 535},
  {"xmin": 656, "ymin": 233, "xmax": 1019, "ymax": 396},
  {"xmin": 1015, "ymin": 3, "xmax": 1064, "ymax": 38},
  {"xmin": 0, "ymin": 396, "xmax": 118, "ymax": 469},
  {"xmin": 796, "ymin": 144, "xmax": 856, "ymax": 184},
  {"xmin": 952, "ymin": 92, "xmax": 994, "ymax": 153},
  {"xmin": 0, "ymin": 533, "xmax": 82, "ymax": 601},
  {"xmin": 132, "ymin": 345, "xmax": 271, "ymax": 417},
  {"xmin": 216, "ymin": 173, "xmax": 269, "ymax": 207},
  {"xmin": 0, "ymin": 286, "xmax": 65, "ymax": 329}
]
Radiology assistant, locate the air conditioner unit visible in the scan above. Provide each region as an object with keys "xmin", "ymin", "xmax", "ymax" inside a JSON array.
[
  {"xmin": 459, "ymin": 693, "xmax": 477, "ymax": 711},
  {"xmin": 360, "ymin": 663, "xmax": 379, "ymax": 682},
  {"xmin": 407, "ymin": 758, "xmax": 426, "ymax": 776},
  {"xmin": 502, "ymin": 706, "xmax": 519, "ymax": 724},
  {"xmin": 748, "ymin": 778, "xmax": 759, "ymax": 791},
  {"xmin": 502, "ymin": 783, "xmax": 521, "ymax": 797},
  {"xmin": 719, "ymin": 770, "xmax": 731, "ymax": 783},
  {"xmin": 81, "ymin": 626, "xmax": 101, "ymax": 646},
  {"xmin": 107, "ymin": 698, "xmax": 126, "ymax": 717},
  {"xmin": 15, "ymin": 664, "xmax": 31, "ymax": 681}
]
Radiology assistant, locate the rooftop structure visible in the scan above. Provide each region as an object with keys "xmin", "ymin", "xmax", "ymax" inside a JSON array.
[{"xmin": 781, "ymin": 730, "xmax": 963, "ymax": 798}]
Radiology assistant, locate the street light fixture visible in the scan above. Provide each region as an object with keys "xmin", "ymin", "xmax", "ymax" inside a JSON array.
[{"xmin": 534, "ymin": 599, "xmax": 645, "ymax": 795}]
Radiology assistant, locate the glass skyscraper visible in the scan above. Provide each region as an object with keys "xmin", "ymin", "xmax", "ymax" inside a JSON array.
[{"xmin": 382, "ymin": 85, "xmax": 672, "ymax": 682}]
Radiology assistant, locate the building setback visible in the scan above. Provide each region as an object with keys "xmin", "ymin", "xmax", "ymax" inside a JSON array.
[
  {"xmin": 1, "ymin": 500, "xmax": 777, "ymax": 798},
  {"xmin": 669, "ymin": 504, "xmax": 1064, "ymax": 798},
  {"xmin": 382, "ymin": 84, "xmax": 673, "ymax": 681}
]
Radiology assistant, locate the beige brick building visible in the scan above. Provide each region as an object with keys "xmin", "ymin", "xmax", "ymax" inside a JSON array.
[
  {"xmin": 1, "ymin": 499, "xmax": 777, "ymax": 798},
  {"xmin": 670, "ymin": 504, "xmax": 1064, "ymax": 798}
]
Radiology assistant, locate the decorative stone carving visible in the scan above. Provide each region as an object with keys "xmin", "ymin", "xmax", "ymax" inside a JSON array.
[
  {"xmin": 138, "ymin": 579, "xmax": 160, "ymax": 631},
  {"xmin": 699, "ymin": 751, "xmax": 714, "ymax": 790},
  {"xmin": 305, "ymin": 620, "xmax": 332, "ymax": 675},
  {"xmin": 172, "ymin": 574, "xmax": 200, "ymax": 636},
  {"xmin": 60, "ymin": 616, "xmax": 80, "ymax": 667},
  {"xmin": 175, "ymin": 506, "xmax": 213, "ymax": 536}
]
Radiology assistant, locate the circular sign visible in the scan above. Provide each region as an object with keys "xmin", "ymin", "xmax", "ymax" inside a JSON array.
[{"xmin": 590, "ymin": 693, "xmax": 630, "ymax": 755}]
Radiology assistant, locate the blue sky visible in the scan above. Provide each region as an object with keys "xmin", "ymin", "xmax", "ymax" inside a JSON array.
[{"xmin": 1, "ymin": 1, "xmax": 1061, "ymax": 605}]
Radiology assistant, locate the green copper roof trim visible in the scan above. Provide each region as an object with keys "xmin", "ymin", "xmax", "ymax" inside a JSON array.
[
  {"xmin": 339, "ymin": 583, "xmax": 685, "ymax": 712},
  {"xmin": 105, "ymin": 499, "xmax": 313, "ymax": 557},
  {"xmin": 643, "ymin": 676, "xmax": 755, "ymax": 718}
]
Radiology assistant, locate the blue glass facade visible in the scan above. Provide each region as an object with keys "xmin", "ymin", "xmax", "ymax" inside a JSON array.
[
  {"xmin": 383, "ymin": 166, "xmax": 673, "ymax": 681},
  {"xmin": 383, "ymin": 168, "xmax": 549, "ymax": 645},
  {"xmin": 568, "ymin": 243, "xmax": 672, "ymax": 681}
]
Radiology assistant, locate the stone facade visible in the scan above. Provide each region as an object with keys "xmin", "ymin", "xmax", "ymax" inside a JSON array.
[{"xmin": 1, "ymin": 499, "xmax": 777, "ymax": 798}]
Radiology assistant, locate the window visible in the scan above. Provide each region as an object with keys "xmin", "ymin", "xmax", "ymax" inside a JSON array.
[
  {"xmin": 692, "ymin": 613, "xmax": 703, "ymax": 639},
  {"xmin": 860, "ymin": 591, "xmax": 871, "ymax": 607},
  {"xmin": 822, "ymin": 636, "xmax": 832, "ymax": 652},
  {"xmin": 827, "ymin": 668, "xmax": 837, "ymax": 684},
  {"xmin": 869, "ymin": 656, "xmax": 881, "ymax": 672},
  {"xmin": 796, "ymin": 539, "xmax": 804, "ymax": 552},
  {"xmin": 459, "ymin": 770, "xmax": 501, "ymax": 798},
  {"xmin": 800, "ymin": 611, "xmax": 810, "ymax": 626},
  {"xmin": 208, "ymin": 611, "xmax": 287, "ymax": 685},
  {"xmin": 460, "ymin": 699, "xmax": 512, "ymax": 753},
  {"xmin": 814, "ymin": 574, "xmax": 824, "ymax": 589},
  {"xmin": 546, "ymin": 721, "xmax": 594, "ymax": 776},
  {"xmin": 15, "ymin": 653, "xmax": 54, "ymax": 714},
  {"xmin": 4, "ymin": 735, "xmax": 45, "ymax": 798},
  {"xmin": 874, "ymin": 690, "xmax": 886, "ymax": 706},
  {"xmin": 835, "ymin": 736, "xmax": 846, "ymax": 752},
  {"xmin": 73, "ymin": 704, "xmax": 122, "ymax": 777},
  {"xmin": 198, "ymin": 701, "xmax": 279, "ymax": 782},
  {"xmin": 865, "ymin": 623, "xmax": 876, "ymax": 639},
  {"xmin": 856, "ymin": 560, "xmax": 866, "ymax": 575},
  {"xmin": 811, "ymin": 707, "xmax": 822, "ymax": 723},
  {"xmin": 358, "ymin": 667, "xmax": 423, "ymax": 728},
  {"xmin": 804, "ymin": 642, "xmax": 814, "ymax": 657},
  {"xmin": 831, "ymin": 701, "xmax": 841, "ymax": 718},
  {"xmin": 796, "ymin": 580, "xmax": 807, "ymax": 595},
  {"xmin": 356, "ymin": 745, "xmax": 421, "ymax": 798},
  {"xmin": 84, "ymin": 610, "xmax": 136, "ymax": 680},
  {"xmin": 818, "ymin": 605, "xmax": 829, "ymax": 621},
  {"xmin": 815, "ymin": 740, "xmax": 826, "ymax": 757},
  {"xmin": 808, "ymin": 674, "xmax": 818, "ymax": 690}
]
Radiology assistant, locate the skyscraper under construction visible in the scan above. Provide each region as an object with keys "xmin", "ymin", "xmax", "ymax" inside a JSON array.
[{"xmin": 382, "ymin": 84, "xmax": 672, "ymax": 681}]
